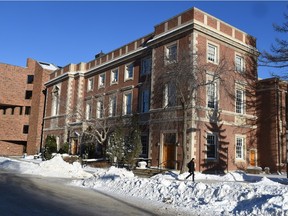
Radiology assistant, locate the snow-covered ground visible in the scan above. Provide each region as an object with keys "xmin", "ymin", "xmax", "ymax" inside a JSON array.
[{"xmin": 0, "ymin": 155, "xmax": 287, "ymax": 216}]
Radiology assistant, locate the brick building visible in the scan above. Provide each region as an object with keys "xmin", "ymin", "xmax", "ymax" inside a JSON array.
[
  {"xmin": 0, "ymin": 58, "xmax": 57, "ymax": 156},
  {"xmin": 42, "ymin": 7, "xmax": 262, "ymax": 173},
  {"xmin": 257, "ymin": 78, "xmax": 288, "ymax": 173}
]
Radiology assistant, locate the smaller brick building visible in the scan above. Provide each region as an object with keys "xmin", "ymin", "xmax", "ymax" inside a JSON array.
[
  {"xmin": 0, "ymin": 58, "xmax": 57, "ymax": 156},
  {"xmin": 257, "ymin": 78, "xmax": 288, "ymax": 173}
]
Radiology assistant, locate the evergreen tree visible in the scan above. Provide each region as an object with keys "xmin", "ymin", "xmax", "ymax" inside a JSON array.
[{"xmin": 106, "ymin": 126, "xmax": 125, "ymax": 166}]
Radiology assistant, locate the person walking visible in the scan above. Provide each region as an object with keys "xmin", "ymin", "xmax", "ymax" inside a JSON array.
[{"xmin": 185, "ymin": 158, "xmax": 195, "ymax": 182}]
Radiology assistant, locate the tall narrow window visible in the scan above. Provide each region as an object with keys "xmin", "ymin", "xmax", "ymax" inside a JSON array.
[
  {"xmin": 235, "ymin": 55, "xmax": 244, "ymax": 72},
  {"xmin": 87, "ymin": 78, "xmax": 94, "ymax": 91},
  {"xmin": 164, "ymin": 83, "xmax": 176, "ymax": 107},
  {"xmin": 207, "ymin": 43, "xmax": 218, "ymax": 63},
  {"xmin": 123, "ymin": 92, "xmax": 132, "ymax": 115},
  {"xmin": 99, "ymin": 73, "xmax": 105, "ymax": 88},
  {"xmin": 96, "ymin": 100, "xmax": 104, "ymax": 119},
  {"xmin": 166, "ymin": 43, "xmax": 177, "ymax": 63},
  {"xmin": 109, "ymin": 95, "xmax": 117, "ymax": 117},
  {"xmin": 27, "ymin": 75, "xmax": 34, "ymax": 84},
  {"xmin": 207, "ymin": 82, "xmax": 217, "ymax": 108},
  {"xmin": 86, "ymin": 103, "xmax": 92, "ymax": 120},
  {"xmin": 51, "ymin": 86, "xmax": 60, "ymax": 116},
  {"xmin": 236, "ymin": 137, "xmax": 245, "ymax": 159},
  {"xmin": 125, "ymin": 63, "xmax": 134, "ymax": 80},
  {"xmin": 141, "ymin": 135, "xmax": 148, "ymax": 157},
  {"xmin": 141, "ymin": 57, "xmax": 152, "ymax": 75},
  {"xmin": 111, "ymin": 68, "xmax": 119, "ymax": 84},
  {"xmin": 236, "ymin": 89, "xmax": 244, "ymax": 114},
  {"xmin": 141, "ymin": 90, "xmax": 150, "ymax": 113},
  {"xmin": 207, "ymin": 133, "xmax": 217, "ymax": 159}
]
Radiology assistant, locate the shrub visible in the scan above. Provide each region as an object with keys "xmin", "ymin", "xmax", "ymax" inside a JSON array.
[{"xmin": 44, "ymin": 135, "xmax": 57, "ymax": 160}]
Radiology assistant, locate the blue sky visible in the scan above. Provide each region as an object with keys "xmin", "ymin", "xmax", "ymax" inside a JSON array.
[{"xmin": 0, "ymin": 1, "xmax": 287, "ymax": 79}]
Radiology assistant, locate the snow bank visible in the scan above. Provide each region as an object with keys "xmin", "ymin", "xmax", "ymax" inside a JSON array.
[
  {"xmin": 74, "ymin": 168, "xmax": 288, "ymax": 216},
  {"xmin": 1, "ymin": 156, "xmax": 287, "ymax": 216},
  {"xmin": 0, "ymin": 155, "xmax": 92, "ymax": 179}
]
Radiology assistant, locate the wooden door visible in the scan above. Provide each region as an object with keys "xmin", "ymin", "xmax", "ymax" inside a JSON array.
[
  {"xmin": 71, "ymin": 139, "xmax": 78, "ymax": 155},
  {"xmin": 163, "ymin": 144, "xmax": 175, "ymax": 169},
  {"xmin": 250, "ymin": 150, "xmax": 256, "ymax": 166}
]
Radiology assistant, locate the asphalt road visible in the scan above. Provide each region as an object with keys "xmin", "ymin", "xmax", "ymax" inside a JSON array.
[{"xmin": 0, "ymin": 171, "xmax": 160, "ymax": 216}]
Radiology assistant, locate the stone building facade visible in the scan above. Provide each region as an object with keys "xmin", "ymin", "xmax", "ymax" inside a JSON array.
[{"xmin": 42, "ymin": 7, "xmax": 261, "ymax": 173}]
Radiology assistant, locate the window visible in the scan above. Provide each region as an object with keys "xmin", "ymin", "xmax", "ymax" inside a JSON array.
[
  {"xmin": 23, "ymin": 125, "xmax": 29, "ymax": 134},
  {"xmin": 140, "ymin": 90, "xmax": 150, "ymax": 113},
  {"xmin": 207, "ymin": 43, "xmax": 218, "ymax": 63},
  {"xmin": 96, "ymin": 100, "xmax": 104, "ymax": 119},
  {"xmin": 25, "ymin": 90, "xmax": 33, "ymax": 100},
  {"xmin": 164, "ymin": 83, "xmax": 176, "ymax": 107},
  {"xmin": 236, "ymin": 89, "xmax": 244, "ymax": 114},
  {"xmin": 86, "ymin": 103, "xmax": 92, "ymax": 120},
  {"xmin": 236, "ymin": 137, "xmax": 245, "ymax": 159},
  {"xmin": 99, "ymin": 73, "xmax": 105, "ymax": 88},
  {"xmin": 111, "ymin": 68, "xmax": 119, "ymax": 84},
  {"xmin": 207, "ymin": 82, "xmax": 217, "ymax": 108},
  {"xmin": 235, "ymin": 55, "xmax": 244, "ymax": 72},
  {"xmin": 166, "ymin": 43, "xmax": 177, "ymax": 63},
  {"xmin": 141, "ymin": 135, "xmax": 148, "ymax": 157},
  {"xmin": 87, "ymin": 78, "xmax": 94, "ymax": 91},
  {"xmin": 207, "ymin": 133, "xmax": 217, "ymax": 159},
  {"xmin": 51, "ymin": 86, "xmax": 60, "ymax": 116},
  {"xmin": 27, "ymin": 75, "xmax": 34, "ymax": 84},
  {"xmin": 141, "ymin": 57, "xmax": 152, "ymax": 75},
  {"xmin": 109, "ymin": 95, "xmax": 117, "ymax": 117},
  {"xmin": 25, "ymin": 106, "xmax": 31, "ymax": 115},
  {"xmin": 125, "ymin": 63, "xmax": 134, "ymax": 80},
  {"xmin": 123, "ymin": 92, "xmax": 132, "ymax": 115}
]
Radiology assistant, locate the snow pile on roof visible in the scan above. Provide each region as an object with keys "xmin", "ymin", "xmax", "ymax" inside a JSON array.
[
  {"xmin": 73, "ymin": 167, "xmax": 288, "ymax": 216},
  {"xmin": 38, "ymin": 61, "xmax": 58, "ymax": 71},
  {"xmin": 0, "ymin": 155, "xmax": 92, "ymax": 179}
]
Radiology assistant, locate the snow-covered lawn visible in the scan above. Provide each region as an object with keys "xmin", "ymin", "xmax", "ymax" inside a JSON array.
[{"xmin": 0, "ymin": 155, "xmax": 287, "ymax": 216}]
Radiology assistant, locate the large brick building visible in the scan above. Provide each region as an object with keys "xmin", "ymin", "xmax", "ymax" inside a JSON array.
[
  {"xmin": 0, "ymin": 58, "xmax": 57, "ymax": 156},
  {"xmin": 2, "ymin": 7, "xmax": 286, "ymax": 173},
  {"xmin": 42, "ymin": 7, "xmax": 263, "ymax": 173}
]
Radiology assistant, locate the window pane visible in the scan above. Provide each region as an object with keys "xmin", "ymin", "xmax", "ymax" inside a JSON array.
[
  {"xmin": 141, "ymin": 136, "xmax": 148, "ymax": 156},
  {"xmin": 27, "ymin": 75, "xmax": 34, "ymax": 84},
  {"xmin": 235, "ymin": 55, "xmax": 244, "ymax": 72},
  {"xmin": 208, "ymin": 44, "xmax": 217, "ymax": 62},
  {"xmin": 141, "ymin": 90, "xmax": 150, "ymax": 113},
  {"xmin": 141, "ymin": 57, "xmax": 152, "ymax": 75},
  {"xmin": 236, "ymin": 138, "xmax": 244, "ymax": 159},
  {"xmin": 25, "ymin": 91, "xmax": 33, "ymax": 99},
  {"xmin": 125, "ymin": 93, "xmax": 132, "ymax": 115},
  {"xmin": 236, "ymin": 90, "xmax": 244, "ymax": 114},
  {"xmin": 207, "ymin": 83, "xmax": 216, "ymax": 108},
  {"xmin": 207, "ymin": 134, "xmax": 216, "ymax": 158}
]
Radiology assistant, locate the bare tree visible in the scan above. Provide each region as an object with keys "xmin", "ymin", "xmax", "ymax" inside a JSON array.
[
  {"xmin": 66, "ymin": 92, "xmax": 118, "ymax": 158},
  {"xmin": 152, "ymin": 48, "xmax": 232, "ymax": 173},
  {"xmin": 260, "ymin": 8, "xmax": 288, "ymax": 76}
]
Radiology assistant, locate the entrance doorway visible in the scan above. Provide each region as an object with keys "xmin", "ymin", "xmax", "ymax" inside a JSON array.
[
  {"xmin": 162, "ymin": 133, "xmax": 176, "ymax": 169},
  {"xmin": 250, "ymin": 149, "xmax": 256, "ymax": 166},
  {"xmin": 71, "ymin": 139, "xmax": 78, "ymax": 155}
]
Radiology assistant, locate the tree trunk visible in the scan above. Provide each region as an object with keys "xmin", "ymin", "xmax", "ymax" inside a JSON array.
[{"xmin": 181, "ymin": 108, "xmax": 188, "ymax": 173}]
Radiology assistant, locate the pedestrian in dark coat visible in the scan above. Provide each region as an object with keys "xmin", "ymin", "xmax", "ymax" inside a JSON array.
[{"xmin": 185, "ymin": 158, "xmax": 195, "ymax": 182}]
